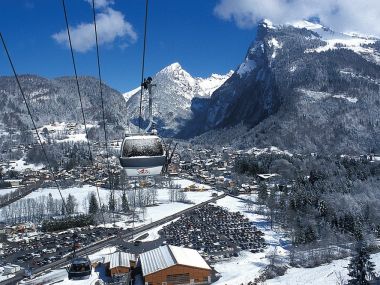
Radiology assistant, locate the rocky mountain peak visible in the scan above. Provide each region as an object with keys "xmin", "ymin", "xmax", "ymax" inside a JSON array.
[
  {"xmin": 182, "ymin": 21, "xmax": 380, "ymax": 153},
  {"xmin": 124, "ymin": 63, "xmax": 232, "ymax": 136}
]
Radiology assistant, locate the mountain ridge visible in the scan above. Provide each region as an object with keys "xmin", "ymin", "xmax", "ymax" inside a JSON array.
[
  {"xmin": 0, "ymin": 75, "xmax": 128, "ymax": 135},
  {"xmin": 183, "ymin": 20, "xmax": 380, "ymax": 154},
  {"xmin": 123, "ymin": 62, "xmax": 232, "ymax": 136}
]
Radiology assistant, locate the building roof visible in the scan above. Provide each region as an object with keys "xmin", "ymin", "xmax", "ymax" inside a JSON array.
[
  {"xmin": 104, "ymin": 251, "xmax": 136, "ymax": 269},
  {"xmin": 139, "ymin": 245, "xmax": 211, "ymax": 276},
  {"xmin": 257, "ymin": 173, "xmax": 279, "ymax": 180}
]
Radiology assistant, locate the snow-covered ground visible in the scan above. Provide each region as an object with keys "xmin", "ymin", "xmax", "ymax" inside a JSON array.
[
  {"xmin": 213, "ymin": 195, "xmax": 289, "ymax": 285},
  {"xmin": 112, "ymin": 184, "xmax": 215, "ymax": 229},
  {"xmin": 246, "ymin": 146, "xmax": 293, "ymax": 157},
  {"xmin": 0, "ymin": 268, "xmax": 15, "ymax": 283},
  {"xmin": 211, "ymin": 195, "xmax": 380, "ymax": 285},
  {"xmin": 60, "ymin": 133, "xmax": 87, "ymax": 143},
  {"xmin": 332, "ymin": 94, "xmax": 358, "ymax": 103},
  {"xmin": 287, "ymin": 20, "xmax": 380, "ymax": 64},
  {"xmin": 19, "ymin": 269, "xmax": 102, "ymax": 285},
  {"xmin": 173, "ymin": 178, "xmax": 211, "ymax": 190},
  {"xmin": 2, "ymin": 179, "xmax": 216, "ymax": 227},
  {"xmin": 133, "ymin": 218, "xmax": 180, "ymax": 242},
  {"xmin": 88, "ymin": 246, "xmax": 118, "ymax": 264},
  {"xmin": 133, "ymin": 193, "xmax": 211, "ymax": 227},
  {"xmin": 267, "ymin": 252, "xmax": 380, "ymax": 285},
  {"xmin": 18, "ymin": 247, "xmax": 118, "ymax": 285},
  {"xmin": 123, "ymin": 86, "xmax": 141, "ymax": 102},
  {"xmin": 3, "ymin": 157, "xmax": 44, "ymax": 172},
  {"xmin": 0, "ymin": 188, "xmax": 17, "ymax": 196},
  {"xmin": 11, "ymin": 184, "xmax": 108, "ymax": 213},
  {"xmin": 35, "ymin": 122, "xmax": 97, "ymax": 144},
  {"xmin": 10, "ymin": 192, "xmax": 380, "ymax": 285}
]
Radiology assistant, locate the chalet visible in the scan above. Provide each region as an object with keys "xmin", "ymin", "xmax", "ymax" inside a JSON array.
[
  {"xmin": 183, "ymin": 184, "xmax": 205, "ymax": 192},
  {"xmin": 179, "ymin": 161, "xmax": 188, "ymax": 168},
  {"xmin": 104, "ymin": 251, "xmax": 136, "ymax": 276},
  {"xmin": 4, "ymin": 179, "xmax": 22, "ymax": 188},
  {"xmin": 3, "ymin": 264, "xmax": 21, "ymax": 274},
  {"xmin": 139, "ymin": 245, "xmax": 212, "ymax": 285}
]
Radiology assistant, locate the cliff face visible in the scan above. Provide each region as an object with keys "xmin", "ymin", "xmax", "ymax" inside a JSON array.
[{"xmin": 181, "ymin": 20, "xmax": 380, "ymax": 154}]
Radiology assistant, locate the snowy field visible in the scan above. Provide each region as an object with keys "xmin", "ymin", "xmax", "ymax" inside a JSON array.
[
  {"xmin": 211, "ymin": 195, "xmax": 380, "ymax": 285},
  {"xmin": 8, "ymin": 192, "xmax": 380, "ymax": 285},
  {"xmin": 36, "ymin": 122, "xmax": 96, "ymax": 144},
  {"xmin": 110, "ymin": 183, "xmax": 214, "ymax": 229},
  {"xmin": 3, "ymin": 158, "xmax": 44, "ymax": 172},
  {"xmin": 213, "ymin": 195, "xmax": 289, "ymax": 285},
  {"xmin": 132, "ymin": 218, "xmax": 180, "ymax": 242},
  {"xmin": 0, "ymin": 187, "xmax": 17, "ymax": 196},
  {"xmin": 267, "ymin": 252, "xmax": 380, "ymax": 285},
  {"xmin": 2, "ymin": 178, "xmax": 216, "ymax": 227}
]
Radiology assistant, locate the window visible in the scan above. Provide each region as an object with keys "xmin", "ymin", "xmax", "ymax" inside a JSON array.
[
  {"xmin": 122, "ymin": 137, "xmax": 164, "ymax": 157},
  {"xmin": 166, "ymin": 273, "xmax": 190, "ymax": 284}
]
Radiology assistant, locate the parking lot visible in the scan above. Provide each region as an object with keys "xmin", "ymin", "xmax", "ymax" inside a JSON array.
[
  {"xmin": 158, "ymin": 204, "xmax": 266, "ymax": 263},
  {"xmin": 1, "ymin": 227, "xmax": 123, "ymax": 270}
]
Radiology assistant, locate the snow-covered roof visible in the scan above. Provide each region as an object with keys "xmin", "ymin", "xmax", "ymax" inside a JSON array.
[
  {"xmin": 124, "ymin": 134, "xmax": 160, "ymax": 140},
  {"xmin": 139, "ymin": 245, "xmax": 211, "ymax": 276},
  {"xmin": 257, "ymin": 173, "xmax": 279, "ymax": 179},
  {"xmin": 169, "ymin": 245, "xmax": 210, "ymax": 270},
  {"xmin": 104, "ymin": 251, "xmax": 136, "ymax": 269}
]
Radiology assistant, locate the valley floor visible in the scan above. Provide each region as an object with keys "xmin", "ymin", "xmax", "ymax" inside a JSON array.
[{"xmin": 4, "ymin": 184, "xmax": 380, "ymax": 285}]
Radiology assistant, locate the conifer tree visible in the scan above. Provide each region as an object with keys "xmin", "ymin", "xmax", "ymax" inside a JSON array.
[
  {"xmin": 121, "ymin": 191, "xmax": 129, "ymax": 213},
  {"xmin": 66, "ymin": 194, "xmax": 77, "ymax": 215},
  {"xmin": 348, "ymin": 241, "xmax": 376, "ymax": 285},
  {"xmin": 88, "ymin": 193, "xmax": 99, "ymax": 215},
  {"xmin": 108, "ymin": 192, "xmax": 116, "ymax": 212},
  {"xmin": 258, "ymin": 182, "xmax": 268, "ymax": 203}
]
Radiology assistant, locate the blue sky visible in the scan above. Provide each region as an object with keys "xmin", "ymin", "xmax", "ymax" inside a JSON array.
[{"xmin": 0, "ymin": 0, "xmax": 256, "ymax": 92}]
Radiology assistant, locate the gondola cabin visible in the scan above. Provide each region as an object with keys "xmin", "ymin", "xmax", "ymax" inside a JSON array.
[
  {"xmin": 120, "ymin": 134, "xmax": 166, "ymax": 176},
  {"xmin": 67, "ymin": 257, "xmax": 92, "ymax": 280}
]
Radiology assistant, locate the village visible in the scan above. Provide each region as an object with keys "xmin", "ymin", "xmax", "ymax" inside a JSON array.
[
  {"xmin": 0, "ymin": 127, "xmax": 303, "ymax": 285},
  {"xmin": 1, "ymin": 123, "xmax": 380, "ymax": 284}
]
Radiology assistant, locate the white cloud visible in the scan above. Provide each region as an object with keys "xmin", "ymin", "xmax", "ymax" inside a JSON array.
[
  {"xmin": 52, "ymin": 8, "xmax": 137, "ymax": 53},
  {"xmin": 84, "ymin": 0, "xmax": 114, "ymax": 9},
  {"xmin": 214, "ymin": 0, "xmax": 380, "ymax": 37}
]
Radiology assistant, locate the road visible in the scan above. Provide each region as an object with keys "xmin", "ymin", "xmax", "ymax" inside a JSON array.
[
  {"xmin": 0, "ymin": 180, "xmax": 43, "ymax": 208},
  {"xmin": 0, "ymin": 192, "xmax": 227, "ymax": 285}
]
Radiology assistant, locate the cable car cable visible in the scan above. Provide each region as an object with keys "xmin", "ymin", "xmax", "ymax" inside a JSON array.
[
  {"xmin": 91, "ymin": 0, "xmax": 113, "ymax": 193},
  {"xmin": 138, "ymin": 0, "xmax": 149, "ymax": 132},
  {"xmin": 91, "ymin": 0, "xmax": 117, "ymax": 226},
  {"xmin": 61, "ymin": 0, "xmax": 105, "ymax": 225},
  {"xmin": 0, "ymin": 32, "xmax": 68, "ymax": 215}
]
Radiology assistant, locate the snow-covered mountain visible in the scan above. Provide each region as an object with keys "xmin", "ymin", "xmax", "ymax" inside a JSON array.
[
  {"xmin": 0, "ymin": 75, "xmax": 128, "ymax": 139},
  {"xmin": 289, "ymin": 20, "xmax": 380, "ymax": 63},
  {"xmin": 123, "ymin": 86, "xmax": 140, "ymax": 102},
  {"xmin": 124, "ymin": 62, "xmax": 232, "ymax": 136},
  {"xmin": 184, "ymin": 20, "xmax": 380, "ymax": 154}
]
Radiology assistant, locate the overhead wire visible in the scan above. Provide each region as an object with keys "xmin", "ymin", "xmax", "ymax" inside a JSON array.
[
  {"xmin": 0, "ymin": 32, "xmax": 68, "ymax": 215},
  {"xmin": 91, "ymin": 0, "xmax": 116, "ymax": 222},
  {"xmin": 138, "ymin": 0, "xmax": 149, "ymax": 132},
  {"xmin": 61, "ymin": 0, "xmax": 105, "ymax": 225}
]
